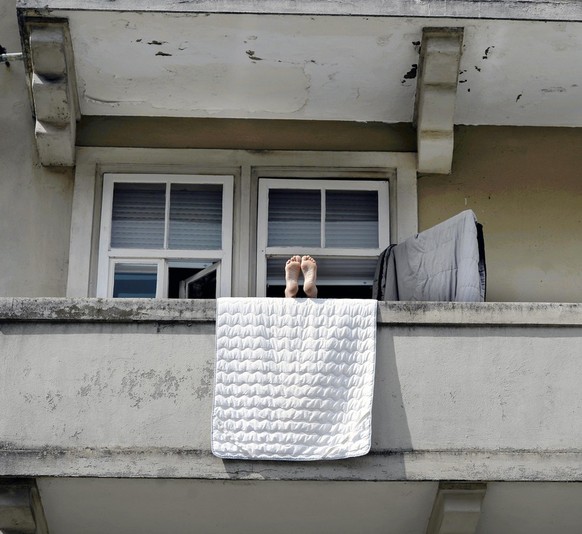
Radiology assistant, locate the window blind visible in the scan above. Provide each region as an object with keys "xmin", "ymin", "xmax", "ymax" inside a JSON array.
[
  {"xmin": 326, "ymin": 190, "xmax": 378, "ymax": 248},
  {"xmin": 169, "ymin": 184, "xmax": 222, "ymax": 250},
  {"xmin": 111, "ymin": 183, "xmax": 165, "ymax": 249},
  {"xmin": 110, "ymin": 182, "xmax": 223, "ymax": 250},
  {"xmin": 267, "ymin": 188, "xmax": 379, "ymax": 249},
  {"xmin": 268, "ymin": 189, "xmax": 321, "ymax": 247}
]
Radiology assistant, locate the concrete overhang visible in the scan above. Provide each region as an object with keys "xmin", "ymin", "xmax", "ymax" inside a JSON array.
[
  {"xmin": 16, "ymin": 0, "xmax": 582, "ymax": 22},
  {"xmin": 15, "ymin": 1, "xmax": 582, "ymax": 168}
]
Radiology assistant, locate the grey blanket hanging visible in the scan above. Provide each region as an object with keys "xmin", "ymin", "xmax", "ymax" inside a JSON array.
[{"xmin": 373, "ymin": 210, "xmax": 486, "ymax": 302}]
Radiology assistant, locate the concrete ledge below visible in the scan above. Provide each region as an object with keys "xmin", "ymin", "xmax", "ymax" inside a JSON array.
[{"xmin": 2, "ymin": 448, "xmax": 582, "ymax": 481}]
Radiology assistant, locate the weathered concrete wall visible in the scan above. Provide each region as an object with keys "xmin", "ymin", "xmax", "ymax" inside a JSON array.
[
  {"xmin": 0, "ymin": 1, "xmax": 74, "ymax": 297},
  {"xmin": 419, "ymin": 126, "xmax": 582, "ymax": 303},
  {"xmin": 2, "ymin": 299, "xmax": 582, "ymax": 480}
]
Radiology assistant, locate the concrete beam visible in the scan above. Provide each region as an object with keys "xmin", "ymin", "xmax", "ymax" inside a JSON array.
[
  {"xmin": 0, "ymin": 479, "xmax": 48, "ymax": 534},
  {"xmin": 415, "ymin": 28, "xmax": 464, "ymax": 174},
  {"xmin": 426, "ymin": 483, "xmax": 486, "ymax": 534},
  {"xmin": 16, "ymin": 0, "xmax": 582, "ymax": 22},
  {"xmin": 28, "ymin": 22, "xmax": 78, "ymax": 167}
]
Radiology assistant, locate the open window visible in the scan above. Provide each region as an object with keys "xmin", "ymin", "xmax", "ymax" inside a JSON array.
[
  {"xmin": 257, "ymin": 178, "xmax": 390, "ymax": 298},
  {"xmin": 97, "ymin": 173, "xmax": 233, "ymax": 298}
]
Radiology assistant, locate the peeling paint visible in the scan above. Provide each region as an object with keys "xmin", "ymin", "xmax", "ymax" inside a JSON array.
[
  {"xmin": 45, "ymin": 391, "xmax": 63, "ymax": 412},
  {"xmin": 245, "ymin": 49, "xmax": 263, "ymax": 61},
  {"xmin": 83, "ymin": 94, "xmax": 122, "ymax": 107},
  {"xmin": 403, "ymin": 64, "xmax": 418, "ymax": 80},
  {"xmin": 541, "ymin": 87, "xmax": 566, "ymax": 93},
  {"xmin": 482, "ymin": 45, "xmax": 495, "ymax": 59},
  {"xmin": 195, "ymin": 363, "xmax": 214, "ymax": 400}
]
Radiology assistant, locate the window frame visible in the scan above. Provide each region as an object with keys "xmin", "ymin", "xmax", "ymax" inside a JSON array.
[
  {"xmin": 256, "ymin": 177, "xmax": 390, "ymax": 296},
  {"xmin": 67, "ymin": 148, "xmax": 417, "ymax": 298},
  {"xmin": 96, "ymin": 173, "xmax": 234, "ymax": 298}
]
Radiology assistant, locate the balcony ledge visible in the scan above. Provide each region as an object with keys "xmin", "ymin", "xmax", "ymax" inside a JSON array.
[{"xmin": 0, "ymin": 297, "xmax": 581, "ymax": 326}]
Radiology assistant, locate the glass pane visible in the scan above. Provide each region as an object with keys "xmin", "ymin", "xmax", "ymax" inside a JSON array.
[
  {"xmin": 266, "ymin": 257, "xmax": 377, "ymax": 286},
  {"xmin": 111, "ymin": 183, "xmax": 165, "ymax": 249},
  {"xmin": 326, "ymin": 190, "xmax": 378, "ymax": 248},
  {"xmin": 166, "ymin": 260, "xmax": 217, "ymax": 299},
  {"xmin": 113, "ymin": 263, "xmax": 157, "ymax": 298},
  {"xmin": 268, "ymin": 189, "xmax": 321, "ymax": 247},
  {"xmin": 169, "ymin": 184, "xmax": 223, "ymax": 250}
]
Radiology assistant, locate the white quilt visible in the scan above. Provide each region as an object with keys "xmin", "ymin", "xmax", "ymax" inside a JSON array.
[{"xmin": 212, "ymin": 298, "xmax": 377, "ymax": 461}]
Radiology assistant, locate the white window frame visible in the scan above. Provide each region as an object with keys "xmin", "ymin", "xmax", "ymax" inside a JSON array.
[
  {"xmin": 256, "ymin": 178, "xmax": 390, "ymax": 296},
  {"xmin": 96, "ymin": 173, "xmax": 233, "ymax": 298},
  {"xmin": 67, "ymin": 149, "xmax": 417, "ymax": 298}
]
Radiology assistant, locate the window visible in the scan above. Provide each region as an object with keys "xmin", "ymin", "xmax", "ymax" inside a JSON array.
[
  {"xmin": 96, "ymin": 173, "xmax": 233, "ymax": 298},
  {"xmin": 257, "ymin": 179, "xmax": 390, "ymax": 298},
  {"xmin": 67, "ymin": 149, "xmax": 416, "ymax": 298}
]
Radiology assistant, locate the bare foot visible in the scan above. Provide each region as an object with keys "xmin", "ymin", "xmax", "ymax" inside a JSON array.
[
  {"xmin": 285, "ymin": 256, "xmax": 302, "ymax": 298},
  {"xmin": 301, "ymin": 255, "xmax": 318, "ymax": 298}
]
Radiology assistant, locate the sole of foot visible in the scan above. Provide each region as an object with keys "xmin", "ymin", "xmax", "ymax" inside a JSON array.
[
  {"xmin": 301, "ymin": 255, "xmax": 318, "ymax": 298},
  {"xmin": 285, "ymin": 255, "xmax": 302, "ymax": 298}
]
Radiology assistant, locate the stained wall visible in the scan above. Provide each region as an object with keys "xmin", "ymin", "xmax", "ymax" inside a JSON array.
[
  {"xmin": 419, "ymin": 126, "xmax": 582, "ymax": 303},
  {"xmin": 0, "ymin": 1, "xmax": 74, "ymax": 297}
]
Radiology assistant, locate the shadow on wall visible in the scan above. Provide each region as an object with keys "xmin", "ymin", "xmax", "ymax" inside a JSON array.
[{"xmin": 371, "ymin": 326, "xmax": 413, "ymax": 478}]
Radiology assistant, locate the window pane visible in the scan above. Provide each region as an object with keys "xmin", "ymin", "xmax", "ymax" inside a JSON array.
[
  {"xmin": 167, "ymin": 260, "xmax": 217, "ymax": 299},
  {"xmin": 169, "ymin": 184, "xmax": 223, "ymax": 250},
  {"xmin": 113, "ymin": 263, "xmax": 157, "ymax": 298},
  {"xmin": 268, "ymin": 189, "xmax": 321, "ymax": 247},
  {"xmin": 326, "ymin": 190, "xmax": 379, "ymax": 248},
  {"xmin": 266, "ymin": 257, "xmax": 377, "ymax": 286},
  {"xmin": 111, "ymin": 183, "xmax": 165, "ymax": 249}
]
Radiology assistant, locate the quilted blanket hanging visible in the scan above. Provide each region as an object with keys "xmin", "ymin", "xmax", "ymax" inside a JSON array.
[{"xmin": 212, "ymin": 298, "xmax": 377, "ymax": 461}]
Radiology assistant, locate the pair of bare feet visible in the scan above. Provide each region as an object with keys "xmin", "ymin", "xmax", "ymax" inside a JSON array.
[{"xmin": 285, "ymin": 255, "xmax": 318, "ymax": 298}]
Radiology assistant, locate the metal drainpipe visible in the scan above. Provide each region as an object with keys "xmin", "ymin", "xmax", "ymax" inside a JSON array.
[{"xmin": 1, "ymin": 52, "xmax": 24, "ymax": 65}]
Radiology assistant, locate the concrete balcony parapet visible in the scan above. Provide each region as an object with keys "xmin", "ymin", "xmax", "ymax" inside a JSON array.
[{"xmin": 1, "ymin": 298, "xmax": 581, "ymax": 481}]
